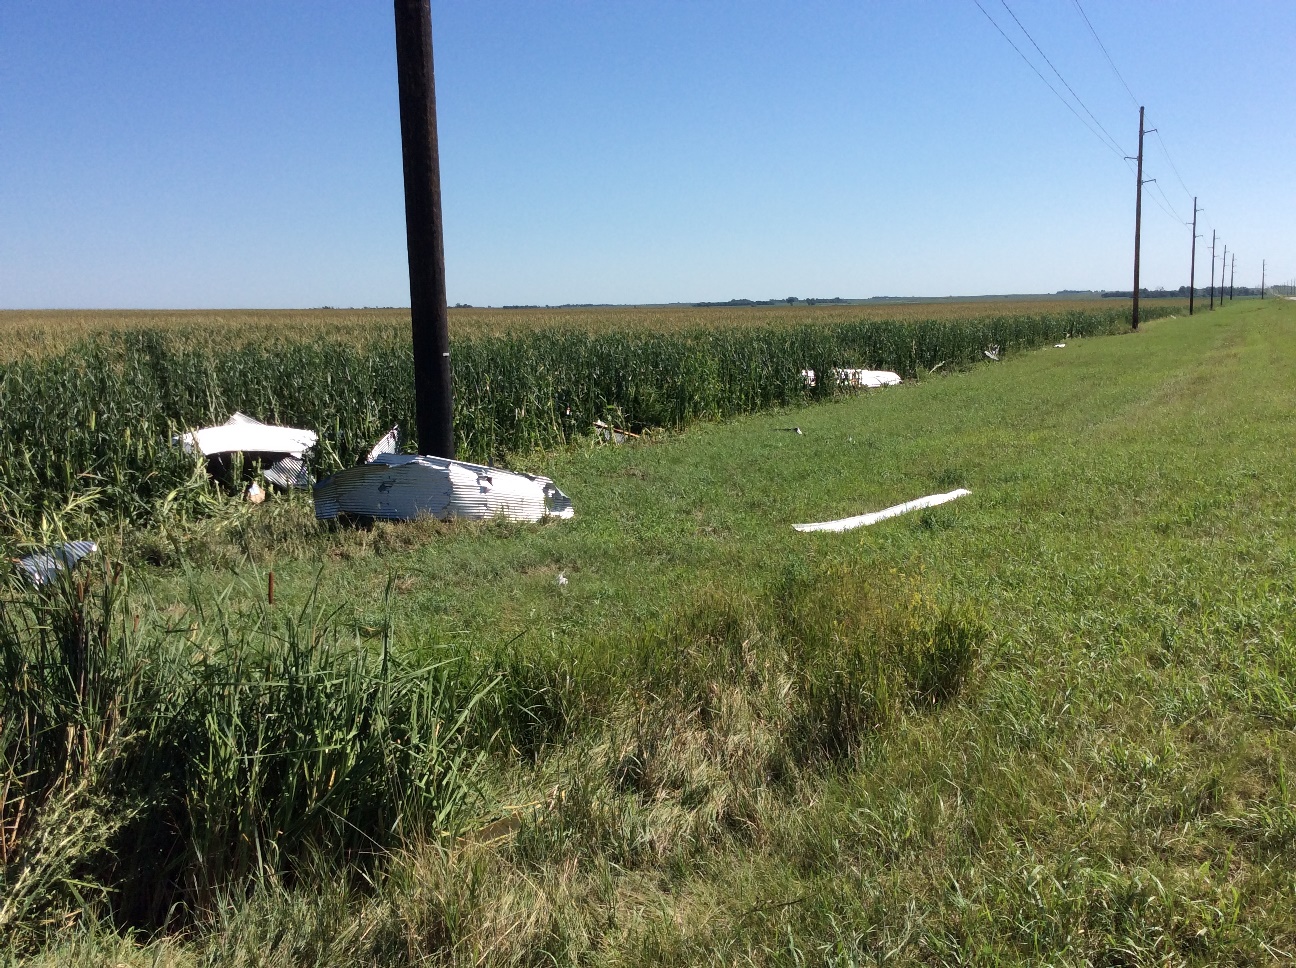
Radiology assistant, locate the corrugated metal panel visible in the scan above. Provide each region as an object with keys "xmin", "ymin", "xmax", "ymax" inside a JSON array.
[
  {"xmin": 313, "ymin": 454, "xmax": 575, "ymax": 523},
  {"xmin": 17, "ymin": 540, "xmax": 98, "ymax": 585},
  {"xmin": 263, "ymin": 456, "xmax": 311, "ymax": 489}
]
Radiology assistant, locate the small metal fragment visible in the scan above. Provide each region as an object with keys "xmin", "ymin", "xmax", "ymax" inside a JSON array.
[{"xmin": 17, "ymin": 540, "xmax": 98, "ymax": 586}]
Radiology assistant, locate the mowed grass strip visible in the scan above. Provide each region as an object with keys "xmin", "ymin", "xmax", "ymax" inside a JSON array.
[{"xmin": 16, "ymin": 299, "xmax": 1295, "ymax": 965}]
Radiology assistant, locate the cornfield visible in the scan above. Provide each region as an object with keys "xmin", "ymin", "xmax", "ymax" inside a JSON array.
[{"xmin": 0, "ymin": 306, "xmax": 1168, "ymax": 527}]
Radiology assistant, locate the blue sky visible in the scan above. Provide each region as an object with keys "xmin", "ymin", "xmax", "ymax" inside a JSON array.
[{"xmin": 1, "ymin": 1, "xmax": 1291, "ymax": 308}]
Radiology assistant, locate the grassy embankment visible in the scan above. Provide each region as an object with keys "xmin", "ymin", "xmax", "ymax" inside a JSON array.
[{"xmin": 7, "ymin": 298, "xmax": 1295, "ymax": 964}]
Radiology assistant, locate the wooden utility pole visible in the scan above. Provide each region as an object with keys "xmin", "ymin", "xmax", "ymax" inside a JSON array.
[
  {"xmin": 1128, "ymin": 107, "xmax": 1150, "ymax": 331},
  {"xmin": 1209, "ymin": 232, "xmax": 1216, "ymax": 310},
  {"xmin": 1229, "ymin": 253, "xmax": 1235, "ymax": 300},
  {"xmin": 1261, "ymin": 259, "xmax": 1266, "ymax": 299},
  {"xmin": 394, "ymin": 0, "xmax": 455, "ymax": 458},
  {"xmin": 1188, "ymin": 197, "xmax": 1199, "ymax": 316},
  {"xmin": 1221, "ymin": 244, "xmax": 1228, "ymax": 308}
]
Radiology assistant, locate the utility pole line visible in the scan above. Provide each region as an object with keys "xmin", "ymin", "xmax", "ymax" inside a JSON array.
[
  {"xmin": 394, "ymin": 0, "xmax": 455, "ymax": 458},
  {"xmin": 1230, "ymin": 253, "xmax": 1235, "ymax": 300},
  {"xmin": 1189, "ymin": 197, "xmax": 1199, "ymax": 316},
  {"xmin": 1261, "ymin": 259, "xmax": 1266, "ymax": 299},
  {"xmin": 1127, "ymin": 107, "xmax": 1154, "ymax": 331},
  {"xmin": 1209, "ymin": 232, "xmax": 1216, "ymax": 310},
  {"xmin": 1221, "ymin": 244, "xmax": 1228, "ymax": 308}
]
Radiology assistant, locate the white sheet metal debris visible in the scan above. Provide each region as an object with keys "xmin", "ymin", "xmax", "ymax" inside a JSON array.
[
  {"xmin": 593, "ymin": 419, "xmax": 638, "ymax": 444},
  {"xmin": 313, "ymin": 454, "xmax": 575, "ymax": 523},
  {"xmin": 984, "ymin": 345, "xmax": 1001, "ymax": 361},
  {"xmin": 793, "ymin": 489, "xmax": 972, "ymax": 533},
  {"xmin": 177, "ymin": 413, "xmax": 318, "ymax": 488},
  {"xmin": 801, "ymin": 369, "xmax": 902, "ymax": 388},
  {"xmin": 366, "ymin": 426, "xmax": 401, "ymax": 463},
  {"xmin": 17, "ymin": 540, "xmax": 98, "ymax": 585},
  {"xmin": 1054, "ymin": 343, "xmax": 1066, "ymax": 348}
]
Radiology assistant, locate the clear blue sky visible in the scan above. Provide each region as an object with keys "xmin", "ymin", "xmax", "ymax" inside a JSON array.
[{"xmin": 1, "ymin": 1, "xmax": 1291, "ymax": 308}]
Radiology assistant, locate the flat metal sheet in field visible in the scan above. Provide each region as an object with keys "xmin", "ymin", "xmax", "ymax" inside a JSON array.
[
  {"xmin": 17, "ymin": 540, "xmax": 98, "ymax": 585},
  {"xmin": 801, "ymin": 369, "xmax": 901, "ymax": 389},
  {"xmin": 313, "ymin": 454, "xmax": 575, "ymax": 523},
  {"xmin": 794, "ymin": 489, "xmax": 971, "ymax": 533},
  {"xmin": 178, "ymin": 413, "xmax": 318, "ymax": 460}
]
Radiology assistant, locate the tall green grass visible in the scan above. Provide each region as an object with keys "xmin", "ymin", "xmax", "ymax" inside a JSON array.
[
  {"xmin": 0, "ymin": 308, "xmax": 1165, "ymax": 528},
  {"xmin": 0, "ymin": 549, "xmax": 983, "ymax": 954},
  {"xmin": 0, "ymin": 559, "xmax": 492, "ymax": 944}
]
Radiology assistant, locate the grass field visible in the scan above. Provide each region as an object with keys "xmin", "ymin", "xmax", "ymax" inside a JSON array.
[{"xmin": 5, "ymin": 298, "xmax": 1292, "ymax": 965}]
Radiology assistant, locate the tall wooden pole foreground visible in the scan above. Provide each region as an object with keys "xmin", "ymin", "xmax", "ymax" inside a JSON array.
[
  {"xmin": 1188, "ymin": 197, "xmax": 1198, "ymax": 316},
  {"xmin": 1229, "ymin": 254, "xmax": 1235, "ymax": 300},
  {"xmin": 394, "ymin": 0, "xmax": 455, "ymax": 458},
  {"xmin": 1261, "ymin": 259, "xmax": 1266, "ymax": 299},
  {"xmin": 1130, "ymin": 107, "xmax": 1146, "ymax": 330}
]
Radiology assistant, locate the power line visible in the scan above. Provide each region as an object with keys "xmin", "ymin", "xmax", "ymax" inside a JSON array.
[
  {"xmin": 1151, "ymin": 127, "xmax": 1195, "ymax": 202},
  {"xmin": 1150, "ymin": 177, "xmax": 1184, "ymax": 224},
  {"xmin": 969, "ymin": 0, "xmax": 1127, "ymax": 162},
  {"xmin": 1118, "ymin": 153, "xmax": 1181, "ymax": 225},
  {"xmin": 1069, "ymin": 0, "xmax": 1139, "ymax": 107},
  {"xmin": 1061, "ymin": 2, "xmax": 1200, "ymax": 224},
  {"xmin": 997, "ymin": 0, "xmax": 1129, "ymax": 157}
]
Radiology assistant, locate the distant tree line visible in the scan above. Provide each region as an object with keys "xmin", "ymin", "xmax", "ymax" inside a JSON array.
[
  {"xmin": 1101, "ymin": 286, "xmax": 1268, "ymax": 299},
  {"xmin": 694, "ymin": 296, "xmax": 847, "ymax": 308}
]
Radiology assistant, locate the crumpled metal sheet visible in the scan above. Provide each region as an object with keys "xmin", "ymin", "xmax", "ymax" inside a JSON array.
[
  {"xmin": 17, "ymin": 540, "xmax": 98, "ymax": 585},
  {"xmin": 177, "ymin": 412, "xmax": 318, "ymax": 459},
  {"xmin": 262, "ymin": 456, "xmax": 311, "ymax": 489},
  {"xmin": 365, "ymin": 426, "xmax": 401, "ymax": 464},
  {"xmin": 313, "ymin": 454, "xmax": 575, "ymax": 523},
  {"xmin": 794, "ymin": 489, "xmax": 971, "ymax": 533},
  {"xmin": 176, "ymin": 413, "xmax": 318, "ymax": 489},
  {"xmin": 801, "ymin": 369, "xmax": 902, "ymax": 388}
]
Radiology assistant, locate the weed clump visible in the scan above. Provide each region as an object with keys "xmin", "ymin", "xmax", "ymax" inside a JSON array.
[
  {"xmin": 0, "ymin": 559, "xmax": 490, "ymax": 945},
  {"xmin": 503, "ymin": 565, "xmax": 984, "ymax": 875}
]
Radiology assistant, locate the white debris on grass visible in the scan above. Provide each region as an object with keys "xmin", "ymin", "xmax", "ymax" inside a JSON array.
[
  {"xmin": 314, "ymin": 453, "xmax": 574, "ymax": 523},
  {"xmin": 365, "ymin": 426, "xmax": 401, "ymax": 463},
  {"xmin": 801, "ymin": 369, "xmax": 901, "ymax": 388},
  {"xmin": 593, "ymin": 419, "xmax": 638, "ymax": 444},
  {"xmin": 793, "ymin": 489, "xmax": 972, "ymax": 533},
  {"xmin": 17, "ymin": 540, "xmax": 98, "ymax": 586},
  {"xmin": 177, "ymin": 413, "xmax": 318, "ymax": 489},
  {"xmin": 1054, "ymin": 343, "xmax": 1066, "ymax": 348}
]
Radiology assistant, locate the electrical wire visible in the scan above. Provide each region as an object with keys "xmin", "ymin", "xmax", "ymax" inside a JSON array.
[
  {"xmin": 1147, "ymin": 182, "xmax": 1184, "ymax": 224},
  {"xmin": 1152, "ymin": 128, "xmax": 1195, "ymax": 201},
  {"xmin": 969, "ymin": 0, "xmax": 1127, "ymax": 162},
  {"xmin": 997, "ymin": 0, "xmax": 1129, "ymax": 157},
  {"xmin": 1069, "ymin": 0, "xmax": 1139, "ymax": 108},
  {"xmin": 1149, "ymin": 176, "xmax": 1184, "ymax": 223},
  {"xmin": 1061, "ymin": 1, "xmax": 1199, "ymax": 228}
]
